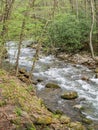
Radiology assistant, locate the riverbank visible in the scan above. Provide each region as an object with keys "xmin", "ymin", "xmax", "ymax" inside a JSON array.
[{"xmin": 0, "ymin": 69, "xmax": 88, "ymax": 130}]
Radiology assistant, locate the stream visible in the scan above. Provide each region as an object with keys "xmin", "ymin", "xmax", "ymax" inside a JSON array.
[{"xmin": 6, "ymin": 41, "xmax": 98, "ymax": 123}]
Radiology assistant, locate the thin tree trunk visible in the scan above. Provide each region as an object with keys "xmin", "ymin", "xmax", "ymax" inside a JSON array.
[
  {"xmin": 0, "ymin": 0, "xmax": 15, "ymax": 66},
  {"xmin": 15, "ymin": 0, "xmax": 36, "ymax": 76},
  {"xmin": 69, "ymin": 0, "xmax": 74, "ymax": 12},
  {"xmin": 15, "ymin": 18, "xmax": 25, "ymax": 76},
  {"xmin": 89, "ymin": 0, "xmax": 95, "ymax": 59},
  {"xmin": 76, "ymin": 0, "xmax": 79, "ymax": 19},
  {"xmin": 29, "ymin": 21, "xmax": 49, "ymax": 81}
]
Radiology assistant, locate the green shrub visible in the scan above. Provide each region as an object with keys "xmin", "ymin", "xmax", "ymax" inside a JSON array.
[{"xmin": 46, "ymin": 13, "xmax": 90, "ymax": 52}]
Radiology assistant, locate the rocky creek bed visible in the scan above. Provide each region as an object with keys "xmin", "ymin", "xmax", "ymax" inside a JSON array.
[{"xmin": 4, "ymin": 41, "xmax": 98, "ymax": 129}]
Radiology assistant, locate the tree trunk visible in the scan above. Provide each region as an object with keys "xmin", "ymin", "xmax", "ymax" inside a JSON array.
[
  {"xmin": 29, "ymin": 21, "xmax": 49, "ymax": 81},
  {"xmin": 15, "ymin": 18, "xmax": 25, "ymax": 76},
  {"xmin": 76, "ymin": 0, "xmax": 79, "ymax": 18},
  {"xmin": 89, "ymin": 0, "xmax": 95, "ymax": 59},
  {"xmin": 94, "ymin": 0, "xmax": 98, "ymax": 40}
]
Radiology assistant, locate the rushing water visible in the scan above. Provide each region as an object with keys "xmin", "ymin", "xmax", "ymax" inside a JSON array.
[{"xmin": 6, "ymin": 41, "xmax": 98, "ymax": 121}]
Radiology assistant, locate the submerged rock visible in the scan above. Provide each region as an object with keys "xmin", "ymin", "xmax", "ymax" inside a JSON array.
[
  {"xmin": 61, "ymin": 91, "xmax": 78, "ymax": 100},
  {"xmin": 45, "ymin": 83, "xmax": 60, "ymax": 89}
]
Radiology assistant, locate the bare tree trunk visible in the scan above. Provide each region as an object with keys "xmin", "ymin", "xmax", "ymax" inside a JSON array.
[
  {"xmin": 69, "ymin": 0, "xmax": 74, "ymax": 12},
  {"xmin": 76, "ymin": 0, "xmax": 79, "ymax": 18},
  {"xmin": 15, "ymin": 18, "xmax": 25, "ymax": 76},
  {"xmin": 0, "ymin": 0, "xmax": 15, "ymax": 66},
  {"xmin": 85, "ymin": 0, "xmax": 88, "ymax": 18},
  {"xmin": 15, "ymin": 0, "xmax": 36, "ymax": 76},
  {"xmin": 29, "ymin": 0, "xmax": 59, "ymax": 82},
  {"xmin": 94, "ymin": 0, "xmax": 98, "ymax": 40},
  {"xmin": 89, "ymin": 0, "xmax": 95, "ymax": 59},
  {"xmin": 29, "ymin": 21, "xmax": 49, "ymax": 81}
]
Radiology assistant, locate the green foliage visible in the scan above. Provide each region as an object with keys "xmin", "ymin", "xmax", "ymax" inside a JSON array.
[
  {"xmin": 15, "ymin": 107, "xmax": 22, "ymax": 116},
  {"xmin": 46, "ymin": 13, "xmax": 90, "ymax": 52}
]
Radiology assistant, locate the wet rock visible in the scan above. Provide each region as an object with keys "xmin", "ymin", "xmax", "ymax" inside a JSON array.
[
  {"xmin": 57, "ymin": 54, "xmax": 69, "ymax": 60},
  {"xmin": 95, "ymin": 73, "xmax": 98, "ymax": 78},
  {"xmin": 73, "ymin": 104, "xmax": 83, "ymax": 110},
  {"xmin": 32, "ymin": 80, "xmax": 38, "ymax": 85},
  {"xmin": 82, "ymin": 117, "xmax": 93, "ymax": 125},
  {"xmin": 19, "ymin": 68, "xmax": 26, "ymax": 74},
  {"xmin": 81, "ymin": 76, "xmax": 89, "ymax": 81},
  {"xmin": 69, "ymin": 122, "xmax": 86, "ymax": 130},
  {"xmin": 2, "ymin": 48, "xmax": 8, "ymax": 59},
  {"xmin": 95, "ymin": 68, "xmax": 98, "ymax": 73},
  {"xmin": 61, "ymin": 91, "xmax": 78, "ymax": 100},
  {"xmin": 55, "ymin": 110, "xmax": 63, "ymax": 115},
  {"xmin": 60, "ymin": 115, "xmax": 71, "ymax": 124},
  {"xmin": 22, "ymin": 40, "xmax": 37, "ymax": 48},
  {"xmin": 45, "ymin": 83, "xmax": 60, "ymax": 89},
  {"xmin": 37, "ymin": 78, "xmax": 43, "ymax": 82},
  {"xmin": 35, "ymin": 116, "xmax": 52, "ymax": 125}
]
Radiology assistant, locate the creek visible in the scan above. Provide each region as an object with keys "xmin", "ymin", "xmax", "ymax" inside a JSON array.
[{"xmin": 6, "ymin": 41, "xmax": 98, "ymax": 122}]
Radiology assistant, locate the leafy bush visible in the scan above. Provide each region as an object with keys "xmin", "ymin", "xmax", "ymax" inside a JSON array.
[{"xmin": 46, "ymin": 13, "xmax": 90, "ymax": 52}]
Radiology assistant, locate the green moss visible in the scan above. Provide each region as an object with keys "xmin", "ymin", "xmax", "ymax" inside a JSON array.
[
  {"xmin": 15, "ymin": 107, "xmax": 22, "ymax": 116},
  {"xmin": 0, "ymin": 100, "xmax": 6, "ymax": 107}
]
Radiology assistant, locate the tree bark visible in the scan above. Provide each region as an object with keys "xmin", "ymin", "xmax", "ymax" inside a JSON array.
[
  {"xmin": 89, "ymin": 0, "xmax": 95, "ymax": 59},
  {"xmin": 76, "ymin": 0, "xmax": 79, "ymax": 18},
  {"xmin": 15, "ymin": 18, "xmax": 25, "ymax": 76}
]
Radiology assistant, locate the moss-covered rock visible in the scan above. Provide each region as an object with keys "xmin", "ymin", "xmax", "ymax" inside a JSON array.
[
  {"xmin": 45, "ymin": 83, "xmax": 60, "ymax": 89},
  {"xmin": 60, "ymin": 115, "xmax": 71, "ymax": 124},
  {"xmin": 69, "ymin": 122, "xmax": 86, "ymax": 130},
  {"xmin": 61, "ymin": 91, "xmax": 78, "ymax": 100},
  {"xmin": 82, "ymin": 117, "xmax": 93, "ymax": 125},
  {"xmin": 35, "ymin": 116, "xmax": 52, "ymax": 125},
  {"xmin": 95, "ymin": 68, "xmax": 98, "ymax": 73}
]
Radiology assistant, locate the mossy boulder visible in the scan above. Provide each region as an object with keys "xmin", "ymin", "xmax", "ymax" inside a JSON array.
[
  {"xmin": 95, "ymin": 68, "xmax": 98, "ymax": 73},
  {"xmin": 60, "ymin": 115, "xmax": 71, "ymax": 124},
  {"xmin": 82, "ymin": 117, "xmax": 93, "ymax": 125},
  {"xmin": 61, "ymin": 91, "xmax": 78, "ymax": 100},
  {"xmin": 35, "ymin": 116, "xmax": 52, "ymax": 125},
  {"xmin": 45, "ymin": 83, "xmax": 60, "ymax": 89},
  {"xmin": 69, "ymin": 122, "xmax": 86, "ymax": 130}
]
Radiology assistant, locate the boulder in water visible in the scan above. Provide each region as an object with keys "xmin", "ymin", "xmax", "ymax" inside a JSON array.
[
  {"xmin": 95, "ymin": 68, "xmax": 98, "ymax": 73},
  {"xmin": 37, "ymin": 78, "xmax": 43, "ymax": 82},
  {"xmin": 95, "ymin": 73, "xmax": 98, "ymax": 78},
  {"xmin": 81, "ymin": 76, "xmax": 89, "ymax": 81},
  {"xmin": 45, "ymin": 83, "xmax": 60, "ymax": 89},
  {"xmin": 61, "ymin": 91, "xmax": 78, "ymax": 100},
  {"xmin": 82, "ymin": 117, "xmax": 93, "ymax": 125}
]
